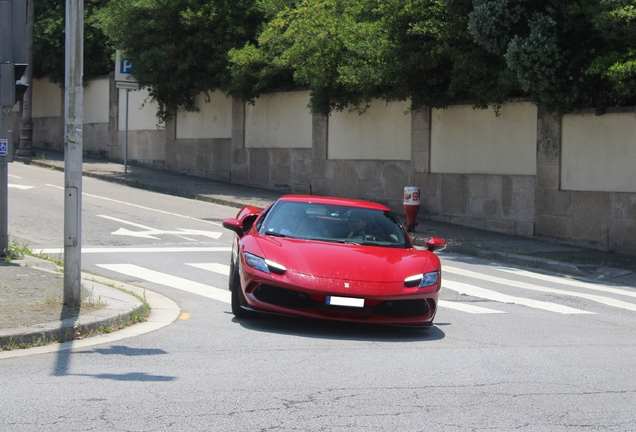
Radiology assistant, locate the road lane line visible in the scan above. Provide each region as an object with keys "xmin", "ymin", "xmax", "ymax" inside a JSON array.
[
  {"xmin": 445, "ymin": 266, "xmax": 636, "ymax": 312},
  {"xmin": 8, "ymin": 184, "xmax": 34, "ymax": 190},
  {"xmin": 443, "ymin": 280, "xmax": 594, "ymax": 314},
  {"xmin": 186, "ymin": 263, "xmax": 230, "ymax": 276},
  {"xmin": 97, "ymin": 264, "xmax": 231, "ymax": 304},
  {"xmin": 33, "ymin": 247, "xmax": 231, "ymax": 254},
  {"xmin": 438, "ymin": 300, "xmax": 507, "ymax": 314},
  {"xmin": 45, "ymin": 183, "xmax": 223, "ymax": 226},
  {"xmin": 97, "ymin": 215, "xmax": 223, "ymax": 240}
]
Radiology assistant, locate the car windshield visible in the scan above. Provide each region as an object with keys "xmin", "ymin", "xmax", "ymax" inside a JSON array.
[{"xmin": 259, "ymin": 201, "xmax": 410, "ymax": 248}]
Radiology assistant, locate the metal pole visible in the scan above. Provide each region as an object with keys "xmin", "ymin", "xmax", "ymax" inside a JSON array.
[
  {"xmin": 16, "ymin": 0, "xmax": 33, "ymax": 156},
  {"xmin": 63, "ymin": 0, "xmax": 83, "ymax": 306},
  {"xmin": 0, "ymin": 0, "xmax": 14, "ymax": 254},
  {"xmin": 0, "ymin": 135, "xmax": 7, "ymax": 253},
  {"xmin": 125, "ymin": 88, "xmax": 129, "ymax": 177}
]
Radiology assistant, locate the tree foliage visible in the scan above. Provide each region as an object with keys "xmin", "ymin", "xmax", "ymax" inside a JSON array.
[
  {"xmin": 33, "ymin": 0, "xmax": 113, "ymax": 84},
  {"xmin": 468, "ymin": 0, "xmax": 636, "ymax": 112},
  {"xmin": 32, "ymin": 0, "xmax": 636, "ymax": 117},
  {"xmin": 228, "ymin": 0, "xmax": 520, "ymax": 114},
  {"xmin": 96, "ymin": 0, "xmax": 262, "ymax": 122}
]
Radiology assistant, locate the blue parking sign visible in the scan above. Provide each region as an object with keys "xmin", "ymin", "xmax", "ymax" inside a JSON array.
[
  {"xmin": 120, "ymin": 60, "xmax": 133, "ymax": 74},
  {"xmin": 0, "ymin": 139, "xmax": 7, "ymax": 156},
  {"xmin": 115, "ymin": 50, "xmax": 138, "ymax": 83}
]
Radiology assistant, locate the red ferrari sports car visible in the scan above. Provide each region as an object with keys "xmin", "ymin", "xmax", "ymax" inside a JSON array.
[{"xmin": 222, "ymin": 195, "xmax": 446, "ymax": 326}]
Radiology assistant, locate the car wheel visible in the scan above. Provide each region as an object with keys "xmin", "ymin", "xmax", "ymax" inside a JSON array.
[{"xmin": 230, "ymin": 260, "xmax": 254, "ymax": 319}]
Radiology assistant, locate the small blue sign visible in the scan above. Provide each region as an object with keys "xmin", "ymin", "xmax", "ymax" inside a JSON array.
[
  {"xmin": 0, "ymin": 139, "xmax": 7, "ymax": 156},
  {"xmin": 119, "ymin": 60, "xmax": 133, "ymax": 74}
]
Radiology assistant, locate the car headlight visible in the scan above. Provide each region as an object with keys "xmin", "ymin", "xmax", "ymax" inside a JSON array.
[
  {"xmin": 244, "ymin": 252, "xmax": 286, "ymax": 275},
  {"xmin": 404, "ymin": 271, "xmax": 439, "ymax": 288}
]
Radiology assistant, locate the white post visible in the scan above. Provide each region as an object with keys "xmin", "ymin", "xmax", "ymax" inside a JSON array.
[{"xmin": 125, "ymin": 88, "xmax": 129, "ymax": 176}]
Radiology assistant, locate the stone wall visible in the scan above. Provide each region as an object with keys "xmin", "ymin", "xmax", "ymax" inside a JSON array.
[
  {"xmin": 535, "ymin": 109, "xmax": 636, "ymax": 254},
  {"xmin": 26, "ymin": 75, "xmax": 636, "ymax": 255}
]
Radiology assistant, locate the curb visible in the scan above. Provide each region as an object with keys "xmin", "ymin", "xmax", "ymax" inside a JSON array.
[
  {"xmin": 447, "ymin": 246, "xmax": 586, "ymax": 277},
  {"xmin": 411, "ymin": 237, "xmax": 586, "ymax": 277},
  {"xmin": 0, "ymin": 278, "xmax": 146, "ymax": 348}
]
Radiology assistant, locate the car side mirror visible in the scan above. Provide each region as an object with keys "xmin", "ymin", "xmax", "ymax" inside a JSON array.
[
  {"xmin": 426, "ymin": 237, "xmax": 447, "ymax": 253},
  {"xmin": 222, "ymin": 218, "xmax": 244, "ymax": 238}
]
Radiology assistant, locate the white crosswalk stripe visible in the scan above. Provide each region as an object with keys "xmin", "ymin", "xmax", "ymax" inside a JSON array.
[
  {"xmin": 34, "ymin": 247, "xmax": 231, "ymax": 254},
  {"xmin": 438, "ymin": 300, "xmax": 507, "ymax": 314},
  {"xmin": 496, "ymin": 267, "xmax": 636, "ymax": 298},
  {"xmin": 8, "ymin": 183, "xmax": 34, "ymax": 190},
  {"xmin": 443, "ymin": 280, "xmax": 593, "ymax": 314},
  {"xmin": 445, "ymin": 266, "xmax": 636, "ymax": 312},
  {"xmin": 186, "ymin": 263, "xmax": 230, "ymax": 276},
  {"xmin": 97, "ymin": 263, "xmax": 230, "ymax": 304}
]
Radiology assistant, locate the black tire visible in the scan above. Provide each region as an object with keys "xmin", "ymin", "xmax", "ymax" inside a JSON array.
[{"xmin": 230, "ymin": 260, "xmax": 254, "ymax": 319}]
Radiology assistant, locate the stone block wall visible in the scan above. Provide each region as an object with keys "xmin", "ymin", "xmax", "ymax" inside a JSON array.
[
  {"xmin": 405, "ymin": 110, "xmax": 535, "ymax": 236},
  {"xmin": 25, "ymin": 76, "xmax": 636, "ymax": 255},
  {"xmin": 535, "ymin": 109, "xmax": 636, "ymax": 254},
  {"xmin": 32, "ymin": 117, "xmax": 63, "ymax": 151}
]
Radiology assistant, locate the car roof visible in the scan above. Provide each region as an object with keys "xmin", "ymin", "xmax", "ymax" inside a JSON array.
[{"xmin": 278, "ymin": 195, "xmax": 391, "ymax": 211}]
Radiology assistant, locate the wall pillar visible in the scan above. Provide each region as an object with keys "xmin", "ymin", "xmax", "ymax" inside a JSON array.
[
  {"xmin": 411, "ymin": 108, "xmax": 430, "ymax": 174},
  {"xmin": 534, "ymin": 108, "xmax": 573, "ymax": 239},
  {"xmin": 310, "ymin": 113, "xmax": 334, "ymax": 196},
  {"xmin": 231, "ymin": 98, "xmax": 248, "ymax": 183}
]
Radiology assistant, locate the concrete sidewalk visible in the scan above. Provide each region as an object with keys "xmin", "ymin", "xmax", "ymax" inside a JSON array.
[{"xmin": 3, "ymin": 149, "xmax": 636, "ymax": 350}]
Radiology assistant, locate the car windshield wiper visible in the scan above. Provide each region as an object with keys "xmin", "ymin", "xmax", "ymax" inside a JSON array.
[
  {"xmin": 264, "ymin": 231, "xmax": 288, "ymax": 238},
  {"xmin": 334, "ymin": 239, "xmax": 362, "ymax": 245}
]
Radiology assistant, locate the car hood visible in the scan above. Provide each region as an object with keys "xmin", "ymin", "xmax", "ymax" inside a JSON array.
[{"xmin": 254, "ymin": 236, "xmax": 432, "ymax": 283}]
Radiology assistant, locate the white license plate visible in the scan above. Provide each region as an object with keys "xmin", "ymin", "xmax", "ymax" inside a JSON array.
[{"xmin": 326, "ymin": 296, "xmax": 364, "ymax": 308}]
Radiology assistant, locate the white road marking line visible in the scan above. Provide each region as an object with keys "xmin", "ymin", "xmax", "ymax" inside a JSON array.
[
  {"xmin": 438, "ymin": 300, "xmax": 507, "ymax": 314},
  {"xmin": 497, "ymin": 267, "xmax": 636, "ymax": 299},
  {"xmin": 443, "ymin": 280, "xmax": 594, "ymax": 314},
  {"xmin": 8, "ymin": 174, "xmax": 21, "ymax": 178},
  {"xmin": 8, "ymin": 184, "xmax": 34, "ymax": 190},
  {"xmin": 97, "ymin": 215, "xmax": 223, "ymax": 240},
  {"xmin": 45, "ymin": 183, "xmax": 223, "ymax": 226},
  {"xmin": 445, "ymin": 266, "xmax": 636, "ymax": 312},
  {"xmin": 186, "ymin": 263, "xmax": 230, "ymax": 276},
  {"xmin": 33, "ymin": 247, "xmax": 231, "ymax": 254},
  {"xmin": 97, "ymin": 264, "xmax": 231, "ymax": 304}
]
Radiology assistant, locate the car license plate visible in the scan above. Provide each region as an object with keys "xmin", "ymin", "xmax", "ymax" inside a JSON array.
[{"xmin": 326, "ymin": 296, "xmax": 364, "ymax": 307}]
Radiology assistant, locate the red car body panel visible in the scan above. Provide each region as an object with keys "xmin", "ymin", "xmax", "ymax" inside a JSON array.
[{"xmin": 224, "ymin": 195, "xmax": 445, "ymax": 326}]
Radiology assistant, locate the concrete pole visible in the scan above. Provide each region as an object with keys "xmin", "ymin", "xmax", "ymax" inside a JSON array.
[
  {"xmin": 64, "ymin": 0, "xmax": 83, "ymax": 306},
  {"xmin": 0, "ymin": 0, "xmax": 14, "ymax": 254}
]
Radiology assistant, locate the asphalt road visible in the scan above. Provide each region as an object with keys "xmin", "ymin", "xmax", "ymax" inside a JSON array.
[{"xmin": 3, "ymin": 163, "xmax": 636, "ymax": 431}]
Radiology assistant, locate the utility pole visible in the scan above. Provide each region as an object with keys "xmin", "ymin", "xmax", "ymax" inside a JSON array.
[
  {"xmin": 64, "ymin": 0, "xmax": 83, "ymax": 306},
  {"xmin": 0, "ymin": 0, "xmax": 27, "ymax": 255}
]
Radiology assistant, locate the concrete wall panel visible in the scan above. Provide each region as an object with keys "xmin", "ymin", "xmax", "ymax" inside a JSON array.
[
  {"xmin": 118, "ymin": 88, "xmax": 164, "ymax": 131},
  {"xmin": 32, "ymin": 79, "xmax": 62, "ymax": 118},
  {"xmin": 84, "ymin": 78, "xmax": 109, "ymax": 124},
  {"xmin": 562, "ymin": 111, "xmax": 636, "ymax": 192},
  {"xmin": 176, "ymin": 91, "xmax": 232, "ymax": 139},
  {"xmin": 328, "ymin": 100, "xmax": 411, "ymax": 160},
  {"xmin": 245, "ymin": 91, "xmax": 312, "ymax": 149},
  {"xmin": 431, "ymin": 102, "xmax": 537, "ymax": 175}
]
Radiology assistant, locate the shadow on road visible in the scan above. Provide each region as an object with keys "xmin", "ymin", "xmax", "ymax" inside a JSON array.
[{"xmin": 231, "ymin": 313, "xmax": 446, "ymax": 342}]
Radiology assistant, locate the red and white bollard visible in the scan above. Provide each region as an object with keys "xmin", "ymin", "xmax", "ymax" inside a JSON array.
[{"xmin": 403, "ymin": 186, "xmax": 420, "ymax": 232}]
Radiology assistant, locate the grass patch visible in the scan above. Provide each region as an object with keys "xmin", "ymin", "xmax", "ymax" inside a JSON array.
[{"xmin": 2, "ymin": 240, "xmax": 29, "ymax": 261}]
